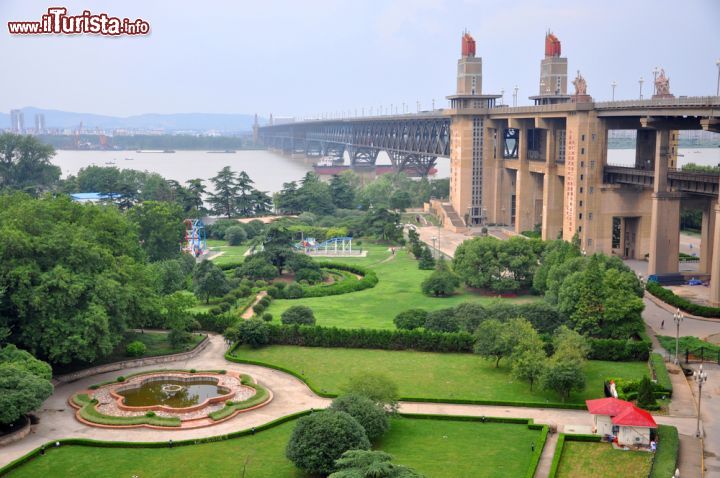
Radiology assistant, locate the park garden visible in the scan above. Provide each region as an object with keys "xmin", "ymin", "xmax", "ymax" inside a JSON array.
[{"xmin": 0, "ymin": 133, "xmax": 673, "ymax": 478}]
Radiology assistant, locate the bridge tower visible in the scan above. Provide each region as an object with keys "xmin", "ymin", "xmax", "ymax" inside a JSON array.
[
  {"xmin": 457, "ymin": 31, "xmax": 482, "ymax": 96},
  {"xmin": 530, "ymin": 32, "xmax": 570, "ymax": 106}
]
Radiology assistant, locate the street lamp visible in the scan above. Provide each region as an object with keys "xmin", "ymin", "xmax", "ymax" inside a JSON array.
[
  {"xmin": 500, "ymin": 89, "xmax": 505, "ymax": 106},
  {"xmin": 693, "ymin": 365, "xmax": 708, "ymax": 438},
  {"xmin": 716, "ymin": 58, "xmax": 720, "ymax": 97},
  {"xmin": 639, "ymin": 76, "xmax": 644, "ymax": 100},
  {"xmin": 513, "ymin": 85, "xmax": 519, "ymax": 107},
  {"xmin": 673, "ymin": 308, "xmax": 684, "ymax": 365},
  {"xmin": 652, "ymin": 66, "xmax": 659, "ymax": 96},
  {"xmin": 611, "ymin": 81, "xmax": 617, "ymax": 101},
  {"xmin": 431, "ymin": 236, "xmax": 437, "ymax": 258}
]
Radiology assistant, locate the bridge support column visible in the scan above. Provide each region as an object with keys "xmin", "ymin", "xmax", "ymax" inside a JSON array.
[
  {"xmin": 699, "ymin": 203, "xmax": 716, "ymax": 275},
  {"xmin": 710, "ymin": 203, "xmax": 720, "ymax": 306},
  {"xmin": 647, "ymin": 130, "xmax": 680, "ymax": 276},
  {"xmin": 515, "ymin": 126, "xmax": 534, "ymax": 234},
  {"xmin": 542, "ymin": 126, "xmax": 563, "ymax": 240}
]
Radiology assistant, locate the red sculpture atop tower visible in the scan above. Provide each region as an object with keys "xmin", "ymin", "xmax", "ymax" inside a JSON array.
[
  {"xmin": 461, "ymin": 32, "xmax": 476, "ymax": 58},
  {"xmin": 545, "ymin": 32, "xmax": 561, "ymax": 57}
]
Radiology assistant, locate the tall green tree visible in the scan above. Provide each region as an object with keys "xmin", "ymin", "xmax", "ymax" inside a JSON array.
[
  {"xmin": 185, "ymin": 178, "xmax": 207, "ymax": 215},
  {"xmin": 192, "ymin": 260, "xmax": 230, "ymax": 303},
  {"xmin": 511, "ymin": 327, "xmax": 547, "ymax": 391},
  {"xmin": 0, "ymin": 133, "xmax": 60, "ymax": 194},
  {"xmin": 207, "ymin": 166, "xmax": 239, "ymax": 217},
  {"xmin": 0, "ymin": 346, "xmax": 54, "ymax": 424},
  {"xmin": 329, "ymin": 173, "xmax": 356, "ymax": 208},
  {"xmin": 127, "ymin": 201, "xmax": 185, "ymax": 261}
]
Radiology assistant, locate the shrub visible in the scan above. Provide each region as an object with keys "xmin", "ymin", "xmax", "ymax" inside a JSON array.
[
  {"xmin": 262, "ymin": 313, "xmax": 273, "ymax": 322},
  {"xmin": 285, "ymin": 410, "xmax": 371, "ymax": 475},
  {"xmin": 341, "ymin": 372, "xmax": 399, "ymax": 413},
  {"xmin": 145, "ymin": 411, "xmax": 156, "ymax": 418},
  {"xmin": 117, "ymin": 376, "xmax": 125, "ymax": 382},
  {"xmin": 224, "ymin": 226, "xmax": 247, "ymax": 245},
  {"xmin": 236, "ymin": 255, "xmax": 278, "ymax": 281},
  {"xmin": 125, "ymin": 340, "xmax": 147, "ymax": 357},
  {"xmin": 650, "ymin": 353, "xmax": 673, "ymax": 396},
  {"xmin": 266, "ymin": 285, "xmax": 283, "ymax": 299},
  {"xmin": 637, "ymin": 376, "xmax": 657, "ymax": 409},
  {"xmin": 393, "ymin": 309, "xmax": 428, "ymax": 330},
  {"xmin": 586, "ymin": 337, "xmax": 650, "ymax": 361},
  {"xmin": 651, "ymin": 425, "xmax": 679, "ymax": 478},
  {"xmin": 292, "ymin": 263, "xmax": 378, "ymax": 299},
  {"xmin": 421, "ymin": 268, "xmax": 460, "ymax": 297},
  {"xmin": 194, "ymin": 312, "xmax": 234, "ymax": 333},
  {"xmin": 330, "ymin": 394, "xmax": 390, "ymax": 441},
  {"xmin": 418, "ymin": 246, "xmax": 435, "ymax": 270},
  {"xmin": 285, "ymin": 283, "xmax": 304, "ymax": 299},
  {"xmin": 259, "ymin": 296, "xmax": 271, "ymax": 307},
  {"xmin": 281, "ymin": 305, "xmax": 316, "ymax": 325},
  {"xmin": 295, "ymin": 267, "xmax": 323, "ymax": 284},
  {"xmin": 253, "ymin": 303, "xmax": 266, "ymax": 314},
  {"xmin": 226, "ymin": 319, "xmax": 270, "ymax": 348},
  {"xmin": 424, "ymin": 308, "xmax": 460, "ymax": 333}
]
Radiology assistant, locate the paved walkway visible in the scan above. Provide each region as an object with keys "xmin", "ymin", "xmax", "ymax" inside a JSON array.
[{"xmin": 534, "ymin": 432, "xmax": 559, "ymax": 478}]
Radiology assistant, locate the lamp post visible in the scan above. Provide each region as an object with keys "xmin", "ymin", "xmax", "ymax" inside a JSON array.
[
  {"xmin": 652, "ymin": 66, "xmax": 659, "ymax": 96},
  {"xmin": 611, "ymin": 81, "xmax": 617, "ymax": 101},
  {"xmin": 500, "ymin": 89, "xmax": 505, "ymax": 106},
  {"xmin": 693, "ymin": 365, "xmax": 708, "ymax": 438},
  {"xmin": 639, "ymin": 76, "xmax": 644, "ymax": 99},
  {"xmin": 431, "ymin": 236, "xmax": 437, "ymax": 258},
  {"xmin": 432, "ymin": 98, "xmax": 436, "ymax": 110},
  {"xmin": 716, "ymin": 58, "xmax": 720, "ymax": 96},
  {"xmin": 673, "ymin": 308, "xmax": 684, "ymax": 365},
  {"xmin": 513, "ymin": 85, "xmax": 519, "ymax": 107}
]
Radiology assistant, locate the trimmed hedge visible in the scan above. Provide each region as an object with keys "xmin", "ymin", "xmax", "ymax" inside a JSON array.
[
  {"xmin": 217, "ymin": 260, "xmax": 244, "ymax": 271},
  {"xmin": 73, "ymin": 394, "xmax": 181, "ymax": 427},
  {"xmin": 649, "ymin": 353, "xmax": 673, "ymax": 397},
  {"xmin": 647, "ymin": 281, "xmax": 720, "ymax": 318},
  {"xmin": 208, "ymin": 374, "xmax": 270, "ymax": 420},
  {"xmin": 526, "ymin": 425, "xmax": 550, "ymax": 478},
  {"xmin": 262, "ymin": 323, "xmax": 474, "ymax": 353},
  {"xmin": 193, "ymin": 312, "xmax": 235, "ymax": 333},
  {"xmin": 548, "ymin": 434, "xmax": 602, "ymax": 478},
  {"xmin": 586, "ymin": 337, "xmax": 651, "ymax": 361},
  {"xmin": 650, "ymin": 425, "xmax": 679, "ymax": 478},
  {"xmin": 295, "ymin": 262, "xmax": 379, "ymax": 298}
]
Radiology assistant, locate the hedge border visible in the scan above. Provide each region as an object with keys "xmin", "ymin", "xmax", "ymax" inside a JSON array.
[
  {"xmin": 208, "ymin": 374, "xmax": 271, "ymax": 421},
  {"xmin": 646, "ymin": 281, "xmax": 720, "ymax": 319},
  {"xmin": 547, "ymin": 433, "xmax": 602, "ymax": 478},
  {"xmin": 73, "ymin": 394, "xmax": 181, "ymax": 428},
  {"xmin": 649, "ymin": 425, "xmax": 679, "ymax": 478},
  {"xmin": 1, "ymin": 411, "xmax": 547, "ymax": 477},
  {"xmin": 649, "ymin": 353, "xmax": 673, "ymax": 397},
  {"xmin": 225, "ymin": 348, "xmax": 587, "ymax": 409}
]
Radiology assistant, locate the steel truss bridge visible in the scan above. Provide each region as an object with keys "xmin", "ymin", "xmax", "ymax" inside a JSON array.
[{"xmin": 258, "ymin": 114, "xmax": 451, "ymax": 176}]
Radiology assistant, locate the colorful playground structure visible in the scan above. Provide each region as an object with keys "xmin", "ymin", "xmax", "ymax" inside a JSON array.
[
  {"xmin": 295, "ymin": 236, "xmax": 361, "ymax": 256},
  {"xmin": 183, "ymin": 219, "xmax": 207, "ymax": 257}
]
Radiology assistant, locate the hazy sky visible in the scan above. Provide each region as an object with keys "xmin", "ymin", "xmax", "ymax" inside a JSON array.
[{"xmin": 2, "ymin": 0, "xmax": 719, "ymax": 118}]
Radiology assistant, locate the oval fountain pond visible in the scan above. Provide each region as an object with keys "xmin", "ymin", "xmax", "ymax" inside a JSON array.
[{"xmin": 117, "ymin": 377, "xmax": 230, "ymax": 408}]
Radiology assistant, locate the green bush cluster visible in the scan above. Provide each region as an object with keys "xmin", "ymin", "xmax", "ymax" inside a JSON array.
[
  {"xmin": 646, "ymin": 281, "xmax": 720, "ymax": 318},
  {"xmin": 650, "ymin": 425, "xmax": 679, "ymax": 478},
  {"xmin": 125, "ymin": 341, "xmax": 147, "ymax": 357},
  {"xmin": 299, "ymin": 263, "xmax": 378, "ymax": 298},
  {"xmin": 586, "ymin": 337, "xmax": 651, "ymax": 361},
  {"xmin": 281, "ymin": 306, "xmax": 316, "ymax": 325},
  {"xmin": 193, "ymin": 312, "xmax": 235, "ymax": 333}
]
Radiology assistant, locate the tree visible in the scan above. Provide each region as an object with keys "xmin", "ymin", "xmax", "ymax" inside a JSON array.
[
  {"xmin": 0, "ymin": 194, "xmax": 160, "ymax": 364},
  {"xmin": 472, "ymin": 318, "xmax": 532, "ymax": 368},
  {"xmin": 393, "ymin": 309, "xmax": 428, "ymax": 330},
  {"xmin": 150, "ymin": 257, "xmax": 192, "ymax": 295},
  {"xmin": 420, "ymin": 260, "xmax": 460, "ymax": 297},
  {"xmin": 362, "ymin": 208, "xmax": 402, "ymax": 242},
  {"xmin": 286, "ymin": 410, "xmax": 371, "ymax": 475},
  {"xmin": 330, "ymin": 394, "xmax": 390, "ymax": 441},
  {"xmin": 341, "ymin": 372, "xmax": 399, "ymax": 413},
  {"xmin": 552, "ymin": 326, "xmax": 590, "ymax": 362},
  {"xmin": 236, "ymin": 254, "xmax": 279, "ymax": 281},
  {"xmin": 296, "ymin": 172, "xmax": 336, "ymax": 215},
  {"xmin": 281, "ymin": 305, "xmax": 316, "ymax": 325},
  {"xmin": 511, "ymin": 329, "xmax": 547, "ymax": 391},
  {"xmin": 127, "ymin": 200, "xmax": 185, "ymax": 261},
  {"xmin": 0, "ymin": 133, "xmax": 60, "ymax": 194},
  {"xmin": 224, "ymin": 225, "xmax": 247, "ymax": 245},
  {"xmin": 330, "ymin": 173, "xmax": 356, "ymax": 208},
  {"xmin": 207, "ymin": 166, "xmax": 238, "ymax": 217},
  {"xmin": 329, "ymin": 450, "xmax": 425, "ymax": 478},
  {"xmin": 636, "ymin": 376, "xmax": 657, "ymax": 409},
  {"xmin": 262, "ymin": 224, "xmax": 295, "ymax": 272},
  {"xmin": 417, "ymin": 246, "xmax": 435, "ymax": 270},
  {"xmin": 184, "ymin": 178, "xmax": 207, "ymax": 215},
  {"xmin": 0, "ymin": 345, "xmax": 54, "ymax": 425},
  {"xmin": 161, "ymin": 291, "xmax": 197, "ymax": 347},
  {"xmin": 541, "ymin": 358, "xmax": 585, "ymax": 402},
  {"xmin": 226, "ymin": 318, "xmax": 270, "ymax": 348},
  {"xmin": 193, "ymin": 260, "xmax": 230, "ymax": 303},
  {"xmin": 453, "ymin": 302, "xmax": 486, "ymax": 334},
  {"xmin": 389, "ymin": 191, "xmax": 412, "ymax": 211}
]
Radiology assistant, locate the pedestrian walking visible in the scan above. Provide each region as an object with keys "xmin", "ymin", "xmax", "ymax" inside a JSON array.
[{"xmin": 661, "ymin": 320, "xmax": 664, "ymax": 329}]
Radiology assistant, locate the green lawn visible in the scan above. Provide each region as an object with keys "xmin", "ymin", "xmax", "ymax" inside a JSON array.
[
  {"xmin": 206, "ymin": 239, "xmax": 248, "ymax": 266},
  {"xmin": 555, "ymin": 441, "xmax": 653, "ymax": 478},
  {"xmin": 266, "ymin": 243, "xmax": 539, "ymax": 330},
  {"xmin": 52, "ymin": 331, "xmax": 205, "ymax": 375},
  {"xmin": 230, "ymin": 345, "xmax": 649, "ymax": 405},
  {"xmin": 5, "ymin": 417, "xmax": 541, "ymax": 478}
]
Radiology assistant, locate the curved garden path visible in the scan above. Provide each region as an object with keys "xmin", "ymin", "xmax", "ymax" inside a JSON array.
[{"xmin": 0, "ymin": 333, "xmax": 701, "ymax": 473}]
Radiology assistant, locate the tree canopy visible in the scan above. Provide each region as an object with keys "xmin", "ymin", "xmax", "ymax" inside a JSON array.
[
  {"xmin": 0, "ymin": 344, "xmax": 54, "ymax": 425},
  {"xmin": 0, "ymin": 133, "xmax": 60, "ymax": 194}
]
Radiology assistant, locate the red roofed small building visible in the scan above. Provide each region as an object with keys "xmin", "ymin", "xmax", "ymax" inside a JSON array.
[{"xmin": 586, "ymin": 398, "xmax": 657, "ymax": 447}]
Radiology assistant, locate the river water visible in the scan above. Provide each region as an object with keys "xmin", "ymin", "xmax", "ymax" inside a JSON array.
[{"xmin": 51, "ymin": 147, "xmax": 719, "ymax": 193}]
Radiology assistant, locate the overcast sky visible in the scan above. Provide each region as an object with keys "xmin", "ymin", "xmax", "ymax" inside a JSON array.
[{"xmin": 2, "ymin": 0, "xmax": 719, "ymax": 118}]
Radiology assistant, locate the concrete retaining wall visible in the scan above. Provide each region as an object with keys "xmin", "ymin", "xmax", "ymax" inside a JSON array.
[{"xmin": 52, "ymin": 335, "xmax": 210, "ymax": 385}]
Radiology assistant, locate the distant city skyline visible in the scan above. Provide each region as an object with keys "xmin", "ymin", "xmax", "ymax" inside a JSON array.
[{"xmin": 2, "ymin": 0, "xmax": 719, "ymax": 118}]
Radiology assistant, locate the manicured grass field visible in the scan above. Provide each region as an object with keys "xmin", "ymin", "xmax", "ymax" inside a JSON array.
[
  {"xmin": 4, "ymin": 417, "xmax": 542, "ymax": 478},
  {"xmin": 555, "ymin": 441, "xmax": 653, "ymax": 478},
  {"xmin": 230, "ymin": 345, "xmax": 649, "ymax": 405},
  {"xmin": 266, "ymin": 243, "xmax": 539, "ymax": 330},
  {"xmin": 206, "ymin": 239, "xmax": 248, "ymax": 266}
]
